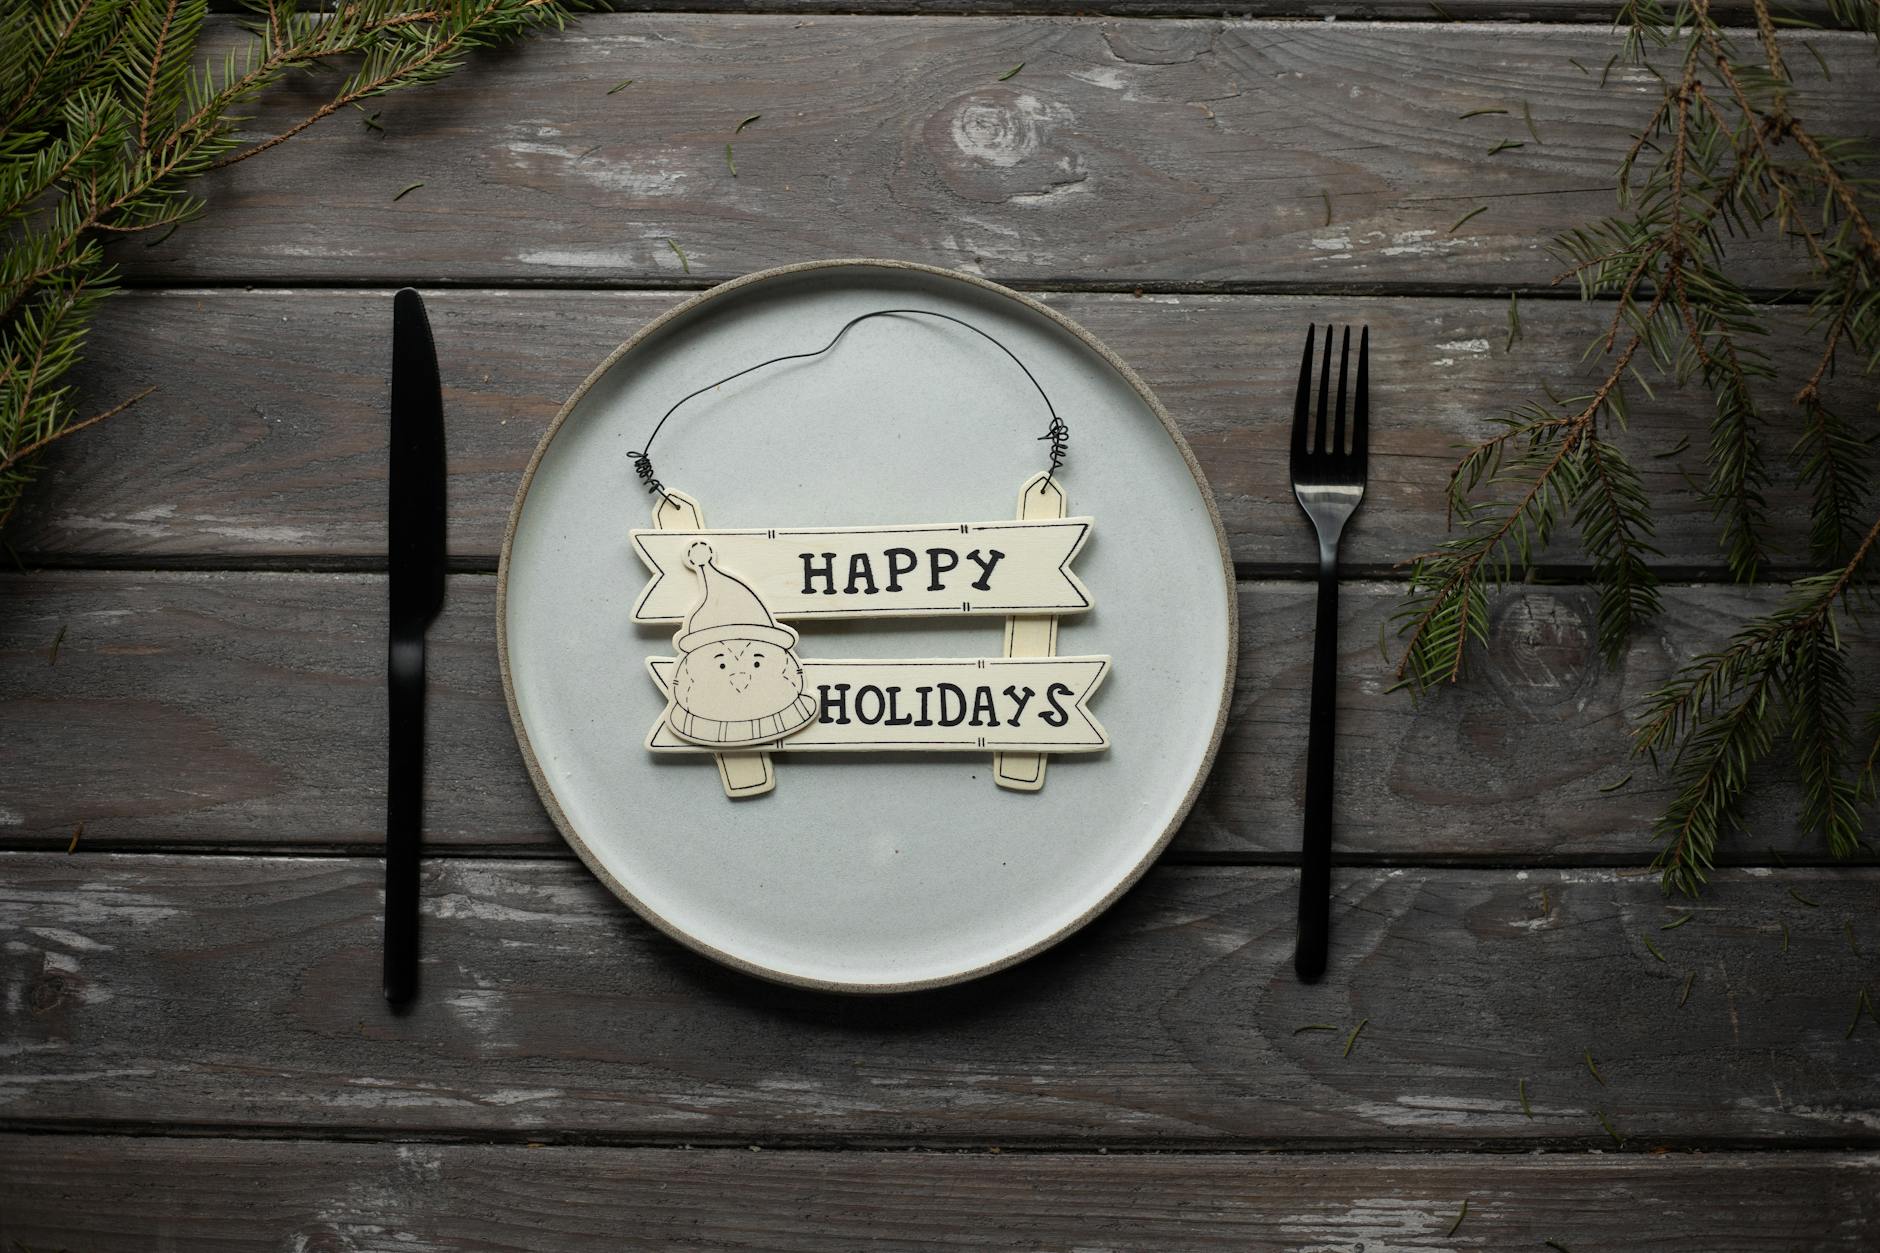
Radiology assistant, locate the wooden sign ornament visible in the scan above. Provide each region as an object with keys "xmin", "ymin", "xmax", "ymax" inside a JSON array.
[{"xmin": 629, "ymin": 308, "xmax": 1105, "ymax": 799}]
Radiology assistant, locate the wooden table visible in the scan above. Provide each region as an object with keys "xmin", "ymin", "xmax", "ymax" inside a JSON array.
[{"xmin": 4, "ymin": 4, "xmax": 1878, "ymax": 1248}]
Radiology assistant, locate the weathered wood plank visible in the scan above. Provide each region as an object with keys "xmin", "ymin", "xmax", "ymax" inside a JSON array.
[
  {"xmin": 2, "ymin": 1137, "xmax": 1875, "ymax": 1251},
  {"xmin": 119, "ymin": 17, "xmax": 1877, "ymax": 288},
  {"xmin": 5, "ymin": 570, "xmax": 1866, "ymax": 859},
  {"xmin": 15, "ymin": 289, "xmax": 1867, "ymax": 570},
  {"xmin": 2, "ymin": 856, "xmax": 1876, "ymax": 1143},
  {"xmin": 208, "ymin": 0, "xmax": 1848, "ymax": 22}
]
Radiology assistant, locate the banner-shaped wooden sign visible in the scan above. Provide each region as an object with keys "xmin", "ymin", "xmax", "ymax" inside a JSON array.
[
  {"xmin": 629, "ymin": 518, "xmax": 1092, "ymax": 622},
  {"xmin": 646, "ymin": 657, "xmax": 1110, "ymax": 753}
]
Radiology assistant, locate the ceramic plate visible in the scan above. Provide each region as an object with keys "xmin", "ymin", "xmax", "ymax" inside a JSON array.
[{"xmin": 499, "ymin": 259, "xmax": 1234, "ymax": 992}]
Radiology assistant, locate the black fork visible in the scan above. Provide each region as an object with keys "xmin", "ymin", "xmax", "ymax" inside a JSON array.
[{"xmin": 1289, "ymin": 324, "xmax": 1368, "ymax": 984}]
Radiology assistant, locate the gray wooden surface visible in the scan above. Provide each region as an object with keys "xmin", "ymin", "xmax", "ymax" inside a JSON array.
[{"xmin": 3, "ymin": 6, "xmax": 1878, "ymax": 1251}]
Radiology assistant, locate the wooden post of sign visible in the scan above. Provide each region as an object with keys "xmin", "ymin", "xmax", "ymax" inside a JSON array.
[
  {"xmin": 993, "ymin": 472, "xmax": 1066, "ymax": 792},
  {"xmin": 652, "ymin": 489, "xmax": 777, "ymax": 798}
]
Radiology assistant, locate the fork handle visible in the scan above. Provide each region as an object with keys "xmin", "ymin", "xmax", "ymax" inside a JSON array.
[{"xmin": 1295, "ymin": 542, "xmax": 1339, "ymax": 983}]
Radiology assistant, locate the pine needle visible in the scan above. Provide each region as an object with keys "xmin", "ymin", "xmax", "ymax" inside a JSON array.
[
  {"xmin": 1519, "ymin": 1077, "xmax": 1532, "ymax": 1118},
  {"xmin": 1568, "ymin": 56, "xmax": 1590, "ymax": 74},
  {"xmin": 1321, "ymin": 189, "xmax": 1333, "ymax": 226},
  {"xmin": 1595, "ymin": 1106, "xmax": 1625, "ymax": 1146},
  {"xmin": 1599, "ymin": 773, "xmax": 1632, "ymax": 793},
  {"xmin": 1642, "ymin": 933, "xmax": 1667, "ymax": 963},
  {"xmin": 1521, "ymin": 100, "xmax": 1541, "ymax": 144},
  {"xmin": 48, "ymin": 624, "xmax": 65, "ymax": 666},
  {"xmin": 1447, "ymin": 1199, "xmax": 1469, "ymax": 1236},
  {"xmin": 1660, "ymin": 913, "xmax": 1692, "ymax": 930},
  {"xmin": 392, "ymin": 181, "xmax": 424, "ymax": 202},
  {"xmin": 1584, "ymin": 1049, "xmax": 1605, "ymax": 1085},
  {"xmin": 1343, "ymin": 1018, "xmax": 1369, "ymax": 1058},
  {"xmin": 1850, "ymin": 989, "xmax": 1875, "ymax": 1038},
  {"xmin": 1546, "ymin": 1242, "xmax": 1574, "ymax": 1253},
  {"xmin": 1458, "ymin": 107, "xmax": 1508, "ymax": 119},
  {"xmin": 66, "ymin": 821, "xmax": 82, "ymax": 854},
  {"xmin": 1847, "ymin": 921, "xmax": 1861, "ymax": 957},
  {"xmin": 735, "ymin": 114, "xmax": 761, "ymax": 133},
  {"xmin": 724, "ymin": 143, "xmax": 736, "ymax": 177},
  {"xmin": 1487, "ymin": 139, "xmax": 1525, "ymax": 155},
  {"xmin": 998, "ymin": 62, "xmax": 1024, "ymax": 81},
  {"xmin": 1789, "ymin": 888, "xmax": 1820, "ymax": 908},
  {"xmin": 1505, "ymin": 291, "xmax": 1522, "ymax": 352},
  {"xmin": 1679, "ymin": 970, "xmax": 1696, "ymax": 1007},
  {"xmin": 666, "ymin": 238, "xmax": 690, "ymax": 273},
  {"xmin": 1781, "ymin": 922, "xmax": 1791, "ymax": 954},
  {"xmin": 1449, "ymin": 205, "xmax": 1488, "ymax": 234},
  {"xmin": 1293, "ymin": 1023, "xmax": 1338, "ymax": 1035},
  {"xmin": 1651, "ymin": 435, "xmax": 1691, "ymax": 459},
  {"xmin": 607, "ymin": 79, "xmax": 634, "ymax": 94}
]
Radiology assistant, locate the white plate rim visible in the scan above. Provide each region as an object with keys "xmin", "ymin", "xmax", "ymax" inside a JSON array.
[{"xmin": 495, "ymin": 257, "xmax": 1237, "ymax": 993}]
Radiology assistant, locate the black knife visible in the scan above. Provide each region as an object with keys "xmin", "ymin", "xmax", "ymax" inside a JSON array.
[{"xmin": 385, "ymin": 288, "xmax": 446, "ymax": 1006}]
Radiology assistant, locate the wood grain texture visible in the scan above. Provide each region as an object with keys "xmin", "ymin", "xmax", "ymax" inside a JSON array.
[
  {"xmin": 15, "ymin": 289, "xmax": 1870, "ymax": 570},
  {"xmin": 2, "ymin": 1138, "xmax": 1875, "ymax": 1252},
  {"xmin": 2, "ymin": 855, "xmax": 1877, "ymax": 1143},
  {"xmin": 5, "ymin": 570, "xmax": 1870, "ymax": 859},
  {"xmin": 118, "ymin": 17, "xmax": 1878, "ymax": 289}
]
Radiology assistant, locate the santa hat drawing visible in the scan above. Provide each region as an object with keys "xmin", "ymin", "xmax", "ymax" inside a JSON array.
[{"xmin": 674, "ymin": 541, "xmax": 799, "ymax": 654}]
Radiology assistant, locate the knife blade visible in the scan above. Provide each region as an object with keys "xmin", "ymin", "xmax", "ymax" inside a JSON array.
[{"xmin": 385, "ymin": 287, "xmax": 446, "ymax": 1006}]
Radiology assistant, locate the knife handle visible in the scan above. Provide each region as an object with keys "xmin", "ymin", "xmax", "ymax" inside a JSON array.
[{"xmin": 384, "ymin": 633, "xmax": 425, "ymax": 1005}]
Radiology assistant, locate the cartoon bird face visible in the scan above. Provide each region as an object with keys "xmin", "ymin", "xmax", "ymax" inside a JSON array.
[{"xmin": 671, "ymin": 637, "xmax": 807, "ymax": 724}]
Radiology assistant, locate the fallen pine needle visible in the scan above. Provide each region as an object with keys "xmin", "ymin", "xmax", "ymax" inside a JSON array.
[
  {"xmin": 607, "ymin": 78, "xmax": 634, "ymax": 94},
  {"xmin": 736, "ymin": 113, "xmax": 761, "ymax": 133},
  {"xmin": 1458, "ymin": 107, "xmax": 1508, "ymax": 119},
  {"xmin": 1598, "ymin": 772, "xmax": 1631, "ymax": 793},
  {"xmin": 998, "ymin": 62, "xmax": 1024, "ymax": 81},
  {"xmin": 1850, "ymin": 989, "xmax": 1875, "ymax": 1039},
  {"xmin": 1660, "ymin": 913, "xmax": 1693, "ymax": 930},
  {"xmin": 1293, "ymin": 1023, "xmax": 1338, "ymax": 1035},
  {"xmin": 666, "ymin": 238, "xmax": 690, "ymax": 273},
  {"xmin": 1449, "ymin": 205, "xmax": 1488, "ymax": 234},
  {"xmin": 1595, "ymin": 1106, "xmax": 1624, "ymax": 1146},
  {"xmin": 1781, "ymin": 921, "xmax": 1790, "ymax": 954},
  {"xmin": 1789, "ymin": 888, "xmax": 1820, "ymax": 908},
  {"xmin": 1505, "ymin": 291, "xmax": 1521, "ymax": 352},
  {"xmin": 1342, "ymin": 1018, "xmax": 1368, "ymax": 1058},
  {"xmin": 1847, "ymin": 921, "xmax": 1861, "ymax": 957},
  {"xmin": 1521, "ymin": 99, "xmax": 1541, "ymax": 143},
  {"xmin": 1678, "ymin": 970, "xmax": 1695, "ymax": 1007},
  {"xmin": 48, "ymin": 624, "xmax": 65, "ymax": 666},
  {"xmin": 1488, "ymin": 139, "xmax": 1525, "ymax": 155},
  {"xmin": 1642, "ymin": 933, "xmax": 1666, "ymax": 963},
  {"xmin": 1321, "ymin": 189, "xmax": 1333, "ymax": 226},
  {"xmin": 392, "ymin": 181, "xmax": 423, "ymax": 202},
  {"xmin": 1447, "ymin": 1199, "xmax": 1468, "ymax": 1236},
  {"xmin": 1519, "ymin": 1077, "xmax": 1532, "ymax": 1118},
  {"xmin": 1584, "ymin": 1049, "xmax": 1605, "ymax": 1085},
  {"xmin": 67, "ymin": 821, "xmax": 83, "ymax": 854},
  {"xmin": 1547, "ymin": 1242, "xmax": 1574, "ymax": 1253},
  {"xmin": 724, "ymin": 143, "xmax": 736, "ymax": 176}
]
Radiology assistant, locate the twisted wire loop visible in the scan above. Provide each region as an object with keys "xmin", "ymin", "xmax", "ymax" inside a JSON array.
[
  {"xmin": 628, "ymin": 308, "xmax": 1069, "ymax": 497},
  {"xmin": 628, "ymin": 449, "xmax": 671, "ymax": 509}
]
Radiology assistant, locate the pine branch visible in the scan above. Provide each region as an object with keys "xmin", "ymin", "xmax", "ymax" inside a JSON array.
[
  {"xmin": 1400, "ymin": 0, "xmax": 1880, "ymax": 888},
  {"xmin": 0, "ymin": 0, "xmax": 582, "ymax": 529}
]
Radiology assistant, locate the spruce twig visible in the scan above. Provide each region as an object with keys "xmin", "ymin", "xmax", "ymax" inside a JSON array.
[
  {"xmin": 0, "ymin": 1, "xmax": 580, "ymax": 529},
  {"xmin": 1394, "ymin": 0, "xmax": 1880, "ymax": 891}
]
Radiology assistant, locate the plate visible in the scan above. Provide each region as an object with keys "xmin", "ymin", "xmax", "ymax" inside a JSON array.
[{"xmin": 498, "ymin": 259, "xmax": 1234, "ymax": 992}]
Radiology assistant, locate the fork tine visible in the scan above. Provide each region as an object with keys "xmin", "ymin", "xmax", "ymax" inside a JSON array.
[
  {"xmin": 1332, "ymin": 325, "xmax": 1350, "ymax": 457},
  {"xmin": 1353, "ymin": 325, "xmax": 1369, "ymax": 462},
  {"xmin": 1314, "ymin": 323, "xmax": 1332, "ymax": 454},
  {"xmin": 1291, "ymin": 324, "xmax": 1315, "ymax": 461}
]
